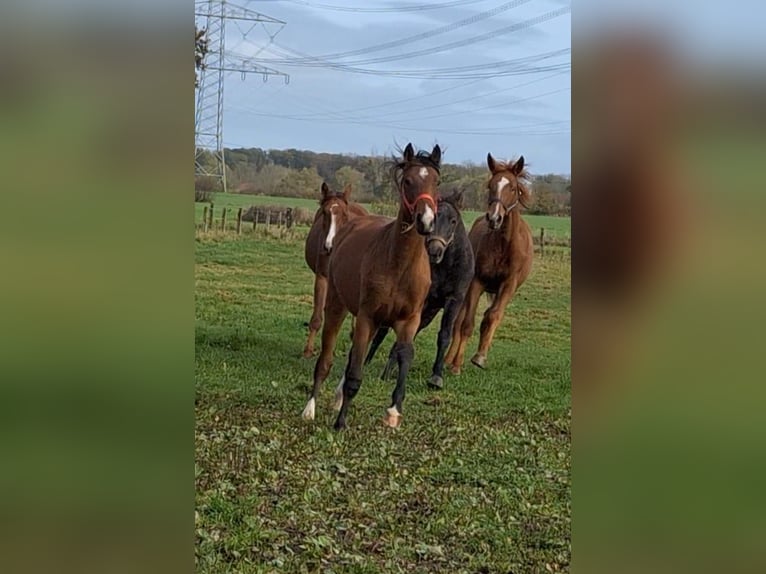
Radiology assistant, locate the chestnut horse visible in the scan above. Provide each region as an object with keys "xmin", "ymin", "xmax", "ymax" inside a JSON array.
[
  {"xmin": 302, "ymin": 143, "xmax": 441, "ymax": 430},
  {"xmin": 303, "ymin": 182, "xmax": 368, "ymax": 357},
  {"xmin": 445, "ymin": 154, "xmax": 533, "ymax": 373}
]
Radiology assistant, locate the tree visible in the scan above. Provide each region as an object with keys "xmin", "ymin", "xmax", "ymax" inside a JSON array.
[
  {"xmin": 195, "ymin": 27, "xmax": 208, "ymax": 88},
  {"xmin": 334, "ymin": 166, "xmax": 366, "ymax": 195},
  {"xmin": 276, "ymin": 167, "xmax": 324, "ymax": 199}
]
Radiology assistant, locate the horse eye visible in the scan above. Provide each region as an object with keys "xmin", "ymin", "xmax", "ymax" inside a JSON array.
[
  {"xmin": 451, "ymin": 219, "xmax": 457, "ymax": 225},
  {"xmin": 404, "ymin": 177, "xmax": 413, "ymax": 186}
]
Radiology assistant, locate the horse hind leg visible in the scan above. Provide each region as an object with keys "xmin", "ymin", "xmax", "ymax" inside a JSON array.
[
  {"xmin": 446, "ymin": 279, "xmax": 483, "ymax": 375},
  {"xmin": 471, "ymin": 280, "xmax": 518, "ymax": 369},
  {"xmin": 303, "ymin": 274, "xmax": 328, "ymax": 358},
  {"xmin": 302, "ymin": 289, "xmax": 347, "ymax": 421}
]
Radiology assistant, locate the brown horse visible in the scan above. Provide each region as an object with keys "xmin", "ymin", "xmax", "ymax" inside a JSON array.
[
  {"xmin": 303, "ymin": 182, "xmax": 368, "ymax": 357},
  {"xmin": 445, "ymin": 153, "xmax": 534, "ymax": 373},
  {"xmin": 302, "ymin": 143, "xmax": 441, "ymax": 430}
]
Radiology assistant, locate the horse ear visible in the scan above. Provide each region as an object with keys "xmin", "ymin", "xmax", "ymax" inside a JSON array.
[
  {"xmin": 453, "ymin": 189, "xmax": 464, "ymax": 209},
  {"xmin": 321, "ymin": 181, "xmax": 330, "ymax": 198},
  {"xmin": 513, "ymin": 155, "xmax": 525, "ymax": 175},
  {"xmin": 431, "ymin": 144, "xmax": 441, "ymax": 166},
  {"xmin": 343, "ymin": 183, "xmax": 352, "ymax": 200},
  {"xmin": 487, "ymin": 153, "xmax": 496, "ymax": 172},
  {"xmin": 403, "ymin": 143, "xmax": 415, "ymax": 161}
]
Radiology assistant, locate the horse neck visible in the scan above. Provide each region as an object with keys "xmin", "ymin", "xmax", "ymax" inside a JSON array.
[
  {"xmin": 387, "ymin": 206, "xmax": 425, "ymax": 262},
  {"xmin": 501, "ymin": 207, "xmax": 521, "ymax": 243}
]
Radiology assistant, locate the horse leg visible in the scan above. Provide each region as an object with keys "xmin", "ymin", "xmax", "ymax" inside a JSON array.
[
  {"xmin": 382, "ymin": 302, "xmax": 439, "ymax": 383},
  {"xmin": 301, "ymin": 288, "xmax": 347, "ymax": 421},
  {"xmin": 429, "ymin": 297, "xmax": 463, "ymax": 389},
  {"xmin": 364, "ymin": 326, "xmax": 389, "ymax": 366},
  {"xmin": 471, "ymin": 280, "xmax": 518, "ymax": 369},
  {"xmin": 302, "ymin": 273, "xmax": 328, "ymax": 358},
  {"xmin": 446, "ymin": 278, "xmax": 484, "ymax": 375},
  {"xmin": 444, "ymin": 300, "xmax": 467, "ymax": 367},
  {"xmin": 384, "ymin": 316, "xmax": 419, "ymax": 428},
  {"xmin": 333, "ymin": 314, "xmax": 374, "ymax": 431}
]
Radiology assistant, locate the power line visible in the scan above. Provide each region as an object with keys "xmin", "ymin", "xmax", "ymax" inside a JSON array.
[
  {"xmin": 266, "ymin": 0, "xmax": 535, "ymax": 63},
  {"xmin": 258, "ymin": 6, "xmax": 570, "ymax": 73},
  {"xmin": 257, "ymin": 0, "xmax": 493, "ymax": 13}
]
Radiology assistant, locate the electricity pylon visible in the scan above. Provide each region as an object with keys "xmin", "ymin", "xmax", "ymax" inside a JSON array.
[{"xmin": 195, "ymin": 1, "xmax": 289, "ymax": 192}]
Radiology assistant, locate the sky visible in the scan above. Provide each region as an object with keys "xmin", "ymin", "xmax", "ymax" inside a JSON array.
[{"xmin": 209, "ymin": 0, "xmax": 571, "ymax": 175}]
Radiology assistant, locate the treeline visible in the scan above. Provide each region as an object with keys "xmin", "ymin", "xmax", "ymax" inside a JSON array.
[{"xmin": 196, "ymin": 147, "xmax": 571, "ymax": 216}]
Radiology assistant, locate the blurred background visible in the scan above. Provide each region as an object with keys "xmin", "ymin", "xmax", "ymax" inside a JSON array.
[{"xmin": 573, "ymin": 1, "xmax": 766, "ymax": 573}]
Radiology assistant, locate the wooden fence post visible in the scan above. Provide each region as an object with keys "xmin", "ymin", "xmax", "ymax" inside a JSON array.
[
  {"xmin": 266, "ymin": 210, "xmax": 271, "ymax": 229},
  {"xmin": 202, "ymin": 206, "xmax": 208, "ymax": 232},
  {"xmin": 539, "ymin": 228, "xmax": 545, "ymax": 256},
  {"xmin": 208, "ymin": 203, "xmax": 214, "ymax": 230},
  {"xmin": 221, "ymin": 208, "xmax": 227, "ymax": 232},
  {"xmin": 236, "ymin": 208, "xmax": 242, "ymax": 235},
  {"xmin": 278, "ymin": 211, "xmax": 283, "ymax": 227},
  {"xmin": 253, "ymin": 209, "xmax": 259, "ymax": 232}
]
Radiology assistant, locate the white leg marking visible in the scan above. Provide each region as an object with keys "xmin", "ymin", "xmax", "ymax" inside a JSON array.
[
  {"xmin": 422, "ymin": 204, "xmax": 434, "ymax": 228},
  {"xmin": 301, "ymin": 397, "xmax": 316, "ymax": 420},
  {"xmin": 386, "ymin": 406, "xmax": 401, "ymax": 418},
  {"xmin": 332, "ymin": 375, "xmax": 345, "ymax": 411},
  {"xmin": 418, "ymin": 167, "xmax": 428, "ymax": 180},
  {"xmin": 324, "ymin": 211, "xmax": 337, "ymax": 251}
]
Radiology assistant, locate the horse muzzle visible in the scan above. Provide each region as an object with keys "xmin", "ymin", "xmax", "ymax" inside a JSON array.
[
  {"xmin": 426, "ymin": 237, "xmax": 447, "ymax": 264},
  {"xmin": 486, "ymin": 212, "xmax": 504, "ymax": 230}
]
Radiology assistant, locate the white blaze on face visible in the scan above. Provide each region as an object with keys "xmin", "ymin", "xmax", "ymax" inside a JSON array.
[
  {"xmin": 421, "ymin": 204, "xmax": 435, "ymax": 228},
  {"xmin": 324, "ymin": 205, "xmax": 338, "ymax": 251},
  {"xmin": 418, "ymin": 167, "xmax": 428, "ymax": 180},
  {"xmin": 492, "ymin": 177, "xmax": 509, "ymax": 219}
]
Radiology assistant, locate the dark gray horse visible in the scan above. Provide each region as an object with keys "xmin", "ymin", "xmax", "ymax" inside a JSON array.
[{"xmin": 364, "ymin": 190, "xmax": 474, "ymax": 389}]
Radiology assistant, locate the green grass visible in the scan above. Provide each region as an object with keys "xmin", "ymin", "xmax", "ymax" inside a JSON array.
[
  {"xmin": 195, "ymin": 231, "xmax": 571, "ymax": 573},
  {"xmin": 196, "ymin": 192, "xmax": 571, "ymax": 238}
]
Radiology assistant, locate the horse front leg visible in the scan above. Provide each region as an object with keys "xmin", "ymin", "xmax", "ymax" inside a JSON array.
[
  {"xmin": 303, "ymin": 273, "xmax": 328, "ymax": 358},
  {"xmin": 333, "ymin": 313, "xmax": 374, "ymax": 431},
  {"xmin": 471, "ymin": 279, "xmax": 518, "ymax": 369},
  {"xmin": 384, "ymin": 315, "xmax": 420, "ymax": 428},
  {"xmin": 429, "ymin": 296, "xmax": 463, "ymax": 389}
]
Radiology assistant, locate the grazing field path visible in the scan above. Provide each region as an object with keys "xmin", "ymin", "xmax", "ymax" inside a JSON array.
[{"xmin": 195, "ymin": 232, "xmax": 571, "ymax": 573}]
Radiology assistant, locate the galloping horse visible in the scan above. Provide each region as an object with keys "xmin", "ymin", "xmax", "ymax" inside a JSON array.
[
  {"xmin": 364, "ymin": 190, "xmax": 474, "ymax": 390},
  {"xmin": 445, "ymin": 154, "xmax": 533, "ymax": 373},
  {"xmin": 303, "ymin": 182, "xmax": 368, "ymax": 357},
  {"xmin": 302, "ymin": 143, "xmax": 441, "ymax": 430}
]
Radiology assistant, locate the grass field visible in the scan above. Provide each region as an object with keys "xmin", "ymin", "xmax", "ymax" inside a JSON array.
[
  {"xmin": 195, "ymin": 230, "xmax": 571, "ymax": 573},
  {"xmin": 196, "ymin": 192, "xmax": 571, "ymax": 238}
]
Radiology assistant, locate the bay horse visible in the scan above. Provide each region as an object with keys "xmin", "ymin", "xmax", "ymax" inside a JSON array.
[
  {"xmin": 303, "ymin": 182, "xmax": 368, "ymax": 357},
  {"xmin": 364, "ymin": 190, "xmax": 474, "ymax": 390},
  {"xmin": 302, "ymin": 143, "xmax": 441, "ymax": 430},
  {"xmin": 445, "ymin": 153, "xmax": 534, "ymax": 373}
]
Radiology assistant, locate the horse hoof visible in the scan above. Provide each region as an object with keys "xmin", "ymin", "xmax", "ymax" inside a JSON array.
[
  {"xmin": 428, "ymin": 375, "xmax": 444, "ymax": 390},
  {"xmin": 448, "ymin": 364, "xmax": 461, "ymax": 375},
  {"xmin": 382, "ymin": 407, "xmax": 402, "ymax": 428},
  {"xmin": 301, "ymin": 398, "xmax": 316, "ymax": 421},
  {"xmin": 301, "ymin": 350, "xmax": 314, "ymax": 359},
  {"xmin": 471, "ymin": 354, "xmax": 487, "ymax": 369}
]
